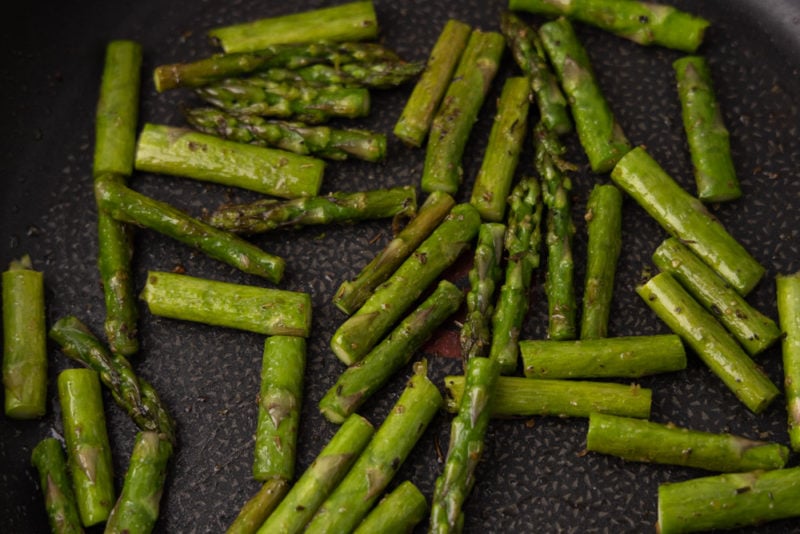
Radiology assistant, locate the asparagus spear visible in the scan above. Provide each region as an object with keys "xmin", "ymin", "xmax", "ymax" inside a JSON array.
[
  {"xmin": 421, "ymin": 29, "xmax": 505, "ymax": 194},
  {"xmin": 469, "ymin": 76, "xmax": 531, "ymax": 222},
  {"xmin": 500, "ymin": 11, "xmax": 572, "ymax": 136},
  {"xmin": 521, "ymin": 334, "xmax": 686, "ymax": 379},
  {"xmin": 209, "ymin": 1, "xmax": 379, "ymax": 53},
  {"xmin": 30, "ymin": 438, "xmax": 85, "ymax": 534},
  {"xmin": 330, "ymin": 203, "xmax": 480, "ymax": 365},
  {"xmin": 580, "ymin": 184, "xmax": 622, "ymax": 339},
  {"xmin": 2, "ymin": 255, "xmax": 47, "ymax": 419},
  {"xmin": 509, "ymin": 0, "xmax": 710, "ymax": 53},
  {"xmin": 539, "ymin": 17, "xmax": 631, "ymax": 173},
  {"xmin": 49, "ymin": 316, "xmax": 176, "ymax": 445},
  {"xmin": 304, "ymin": 362, "xmax": 443, "ymax": 534},
  {"xmin": 653, "ymin": 237, "xmax": 781, "ymax": 355},
  {"xmin": 320, "ymin": 280, "xmax": 463, "ymax": 423},
  {"xmin": 254, "ymin": 60, "xmax": 424, "ymax": 89},
  {"xmin": 258, "ymin": 414, "xmax": 374, "ymax": 534},
  {"xmin": 612, "ymin": 146, "xmax": 765, "ymax": 295},
  {"xmin": 444, "ymin": 375, "xmax": 652, "ymax": 419},
  {"xmin": 637, "ymin": 272, "xmax": 779, "ymax": 414},
  {"xmin": 587, "ymin": 413, "xmax": 789, "ymax": 473},
  {"xmin": 184, "ymin": 107, "xmax": 386, "ymax": 161},
  {"xmin": 195, "ymin": 78, "xmax": 370, "ymax": 124},
  {"xmin": 333, "ymin": 190, "xmax": 456, "ymax": 315},
  {"xmin": 105, "ymin": 431, "xmax": 173, "ymax": 534},
  {"xmin": 657, "ymin": 467, "xmax": 800, "ymax": 534},
  {"xmin": 94, "ymin": 175, "xmax": 285, "ymax": 283},
  {"xmin": 140, "ymin": 271, "xmax": 311, "ymax": 337},
  {"xmin": 353, "ymin": 481, "xmax": 428, "ymax": 534},
  {"xmin": 777, "ymin": 272, "xmax": 800, "ymax": 451},
  {"xmin": 153, "ymin": 41, "xmax": 401, "ymax": 92},
  {"xmin": 674, "ymin": 56, "xmax": 741, "ymax": 202},
  {"xmin": 488, "ymin": 175, "xmax": 544, "ymax": 374},
  {"xmin": 430, "ymin": 357, "xmax": 499, "ymax": 533},
  {"xmin": 226, "ymin": 478, "xmax": 288, "ymax": 534},
  {"xmin": 393, "ymin": 19, "xmax": 472, "ymax": 147},
  {"xmin": 253, "ymin": 336, "xmax": 306, "ymax": 481},
  {"xmin": 57, "ymin": 369, "xmax": 115, "ymax": 527},
  {"xmin": 134, "ymin": 123, "xmax": 325, "ymax": 198},
  {"xmin": 460, "ymin": 224, "xmax": 506, "ymax": 361},
  {"xmin": 205, "ymin": 186, "xmax": 417, "ymax": 235}
]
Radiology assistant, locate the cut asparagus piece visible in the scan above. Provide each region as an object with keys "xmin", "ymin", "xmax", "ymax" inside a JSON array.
[
  {"xmin": 195, "ymin": 78, "xmax": 370, "ymax": 124},
  {"xmin": 430, "ymin": 357, "xmax": 499, "ymax": 533},
  {"xmin": 205, "ymin": 186, "xmax": 416, "ymax": 235},
  {"xmin": 539, "ymin": 17, "xmax": 631, "ymax": 173},
  {"xmin": 488, "ymin": 176, "xmax": 544, "ymax": 374},
  {"xmin": 140, "ymin": 271, "xmax": 311, "ymax": 337},
  {"xmin": 30, "ymin": 438, "xmax": 85, "ymax": 534},
  {"xmin": 353, "ymin": 481, "xmax": 428, "ymax": 534},
  {"xmin": 184, "ymin": 108, "xmax": 387, "ymax": 161},
  {"xmin": 153, "ymin": 41, "xmax": 401, "ymax": 92},
  {"xmin": 460, "ymin": 224, "xmax": 506, "ymax": 361},
  {"xmin": 49, "ymin": 316, "xmax": 176, "ymax": 445},
  {"xmin": 320, "ymin": 280, "xmax": 463, "ymax": 423},
  {"xmin": 509, "ymin": 0, "xmax": 710, "ymax": 53},
  {"xmin": 657, "ymin": 467, "xmax": 800, "ymax": 534},
  {"xmin": 521, "ymin": 335, "xmax": 686, "ymax": 379},
  {"xmin": 305, "ymin": 362, "xmax": 443, "ymax": 533},
  {"xmin": 134, "ymin": 123, "xmax": 324, "ymax": 198},
  {"xmin": 2, "ymin": 256, "xmax": 47, "ymax": 419},
  {"xmin": 209, "ymin": 1, "xmax": 379, "ymax": 53},
  {"xmin": 500, "ymin": 11, "xmax": 572, "ymax": 136},
  {"xmin": 94, "ymin": 175, "xmax": 285, "ymax": 283},
  {"xmin": 57, "ymin": 369, "xmax": 115, "ymax": 527},
  {"xmin": 444, "ymin": 375, "xmax": 652, "ymax": 419},
  {"xmin": 580, "ymin": 184, "xmax": 622, "ymax": 339},
  {"xmin": 254, "ymin": 336, "xmax": 306, "ymax": 481},
  {"xmin": 777, "ymin": 271, "xmax": 800, "ymax": 451},
  {"xmin": 255, "ymin": 60, "xmax": 424, "ymax": 90},
  {"xmin": 258, "ymin": 414, "xmax": 374, "ymax": 534},
  {"xmin": 394, "ymin": 19, "xmax": 472, "ymax": 147},
  {"xmin": 330, "ymin": 203, "xmax": 480, "ymax": 365},
  {"xmin": 421, "ymin": 30, "xmax": 505, "ymax": 194},
  {"xmin": 612, "ymin": 146, "xmax": 764, "ymax": 295},
  {"xmin": 105, "ymin": 431, "xmax": 173, "ymax": 534},
  {"xmin": 469, "ymin": 76, "xmax": 531, "ymax": 222},
  {"xmin": 636, "ymin": 272, "xmax": 779, "ymax": 414},
  {"xmin": 226, "ymin": 478, "xmax": 288, "ymax": 534},
  {"xmin": 334, "ymin": 191, "xmax": 456, "ymax": 315},
  {"xmin": 653, "ymin": 237, "xmax": 781, "ymax": 355},
  {"xmin": 587, "ymin": 413, "xmax": 789, "ymax": 473},
  {"xmin": 674, "ymin": 56, "xmax": 741, "ymax": 202}
]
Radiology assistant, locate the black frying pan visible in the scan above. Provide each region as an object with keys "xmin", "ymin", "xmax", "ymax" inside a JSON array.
[{"xmin": 2, "ymin": 1, "xmax": 800, "ymax": 532}]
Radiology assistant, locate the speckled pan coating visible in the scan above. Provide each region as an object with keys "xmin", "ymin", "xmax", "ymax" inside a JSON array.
[{"xmin": 1, "ymin": 1, "xmax": 799, "ymax": 533}]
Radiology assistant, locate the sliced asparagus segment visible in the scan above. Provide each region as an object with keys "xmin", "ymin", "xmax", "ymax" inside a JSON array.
[
  {"xmin": 777, "ymin": 271, "xmax": 800, "ymax": 451},
  {"xmin": 353, "ymin": 481, "xmax": 428, "ymax": 534},
  {"xmin": 30, "ymin": 438, "xmax": 85, "ymax": 534}
]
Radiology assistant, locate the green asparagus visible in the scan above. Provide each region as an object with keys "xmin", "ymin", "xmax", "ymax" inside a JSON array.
[
  {"xmin": 421, "ymin": 30, "xmax": 505, "ymax": 194},
  {"xmin": 637, "ymin": 272, "xmax": 779, "ymax": 414},
  {"xmin": 209, "ymin": 1, "xmax": 379, "ymax": 53},
  {"xmin": 612, "ymin": 146, "xmax": 764, "ymax": 295},
  {"xmin": 330, "ymin": 203, "xmax": 480, "ymax": 365},
  {"xmin": 777, "ymin": 272, "xmax": 800, "ymax": 451},
  {"xmin": 509, "ymin": 0, "xmax": 710, "ymax": 53},
  {"xmin": 205, "ymin": 186, "xmax": 416, "ymax": 235},
  {"xmin": 521, "ymin": 335, "xmax": 686, "ymax": 379},
  {"xmin": 134, "ymin": 123, "xmax": 325, "ymax": 198},
  {"xmin": 469, "ymin": 76, "xmax": 531, "ymax": 222},
  {"xmin": 674, "ymin": 56, "xmax": 741, "ymax": 202},
  {"xmin": 184, "ymin": 107, "xmax": 386, "ymax": 161},
  {"xmin": 30, "ymin": 438, "xmax": 85, "ymax": 534},
  {"xmin": 254, "ymin": 60, "xmax": 424, "ymax": 89},
  {"xmin": 253, "ymin": 336, "xmax": 306, "ymax": 481},
  {"xmin": 226, "ymin": 479, "xmax": 288, "ymax": 534},
  {"xmin": 140, "ymin": 271, "xmax": 311, "ymax": 337},
  {"xmin": 353, "ymin": 481, "xmax": 428, "ymax": 534},
  {"xmin": 580, "ymin": 184, "xmax": 622, "ymax": 339},
  {"xmin": 393, "ymin": 19, "xmax": 472, "ymax": 147},
  {"xmin": 94, "ymin": 175, "xmax": 285, "ymax": 283},
  {"xmin": 2, "ymin": 256, "xmax": 47, "ymax": 419}
]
